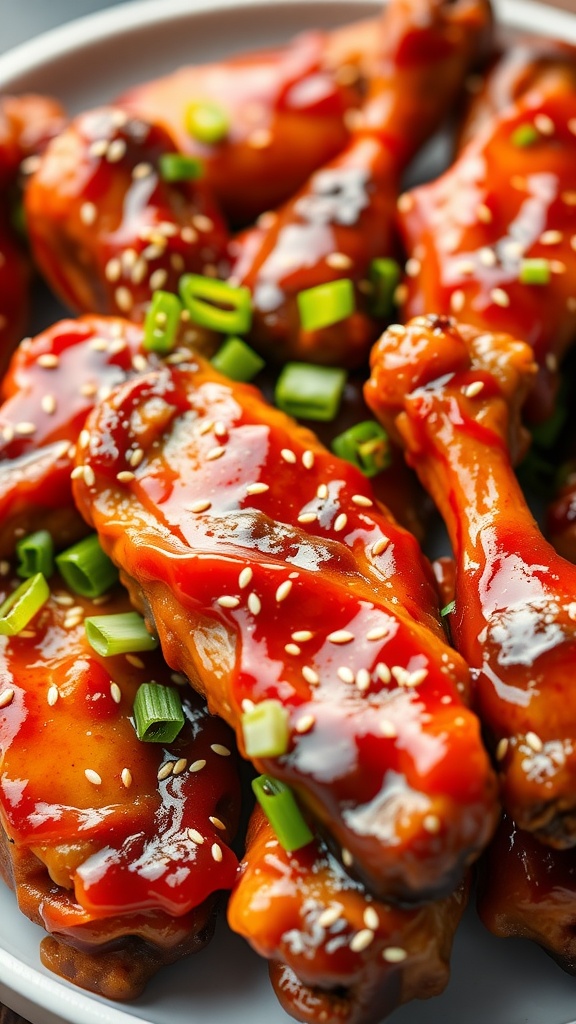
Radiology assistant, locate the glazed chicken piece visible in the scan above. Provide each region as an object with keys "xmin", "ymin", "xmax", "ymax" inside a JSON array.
[
  {"xmin": 229, "ymin": 806, "xmax": 468, "ymax": 1024},
  {"xmin": 0, "ymin": 94, "xmax": 65, "ymax": 371},
  {"xmin": 231, "ymin": 0, "xmax": 493, "ymax": 368},
  {"xmin": 0, "ymin": 574, "xmax": 240, "ymax": 999},
  {"xmin": 547, "ymin": 463, "xmax": 576, "ymax": 563},
  {"xmin": 367, "ymin": 315, "xmax": 576, "ymax": 848},
  {"xmin": 25, "ymin": 107, "xmax": 230, "ymax": 320},
  {"xmin": 118, "ymin": 29, "xmax": 367, "ymax": 226},
  {"xmin": 71, "ymin": 352, "xmax": 498, "ymax": 903},
  {"xmin": 397, "ymin": 49, "xmax": 576, "ymax": 419},
  {"xmin": 477, "ymin": 814, "xmax": 576, "ymax": 975}
]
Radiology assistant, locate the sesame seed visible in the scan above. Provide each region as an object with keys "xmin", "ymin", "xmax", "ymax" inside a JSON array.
[
  {"xmin": 342, "ymin": 848, "xmax": 353, "ymax": 867},
  {"xmin": 350, "ymin": 928, "xmax": 374, "ymax": 953},
  {"xmin": 464, "ymin": 380, "xmax": 484, "ymax": 398},
  {"xmin": 132, "ymin": 354, "xmax": 148, "ymax": 372},
  {"xmin": 247, "ymin": 129, "xmax": 272, "ymax": 149},
  {"xmin": 70, "ymin": 466, "xmax": 85, "ymax": 480},
  {"xmin": 534, "ymin": 113, "xmax": 555, "ymax": 135},
  {"xmin": 131, "ymin": 259, "xmax": 148, "ymax": 285},
  {"xmin": 302, "ymin": 666, "xmax": 319, "ymax": 685},
  {"xmin": 363, "ymin": 906, "xmax": 380, "ymax": 931},
  {"xmin": 455, "ymin": 259, "xmax": 475, "ymax": 276},
  {"xmin": 211, "ymin": 843, "xmax": 223, "ymax": 862},
  {"xmin": 406, "ymin": 668, "xmax": 428, "ymax": 687},
  {"xmin": 149, "ymin": 268, "xmax": 168, "ymax": 291},
  {"xmin": 107, "ymin": 138, "xmax": 127, "ymax": 162},
  {"xmin": 246, "ymin": 482, "xmax": 269, "ymax": 495},
  {"xmin": 188, "ymin": 828, "xmax": 204, "ymax": 844},
  {"xmin": 337, "ymin": 666, "xmax": 355, "ymax": 684},
  {"xmin": 133, "ymin": 161, "xmax": 153, "ymax": 179},
  {"xmin": 423, "ymin": 813, "xmax": 441, "ymax": 834},
  {"xmin": 1, "ymin": 424, "xmax": 13, "ymax": 443},
  {"xmin": 495, "ymin": 737, "xmax": 509, "ymax": 760},
  {"xmin": 380, "ymin": 719, "xmax": 397, "ymax": 738},
  {"xmin": 0, "ymin": 688, "xmax": 15, "ymax": 709},
  {"xmin": 292, "ymin": 631, "xmax": 313, "ymax": 642},
  {"xmin": 477, "ymin": 203, "xmax": 492, "ymax": 223},
  {"xmin": 198, "ymin": 420, "xmax": 214, "ymax": 436},
  {"xmin": 0, "ymin": 561, "xmax": 9, "ymax": 577},
  {"xmin": 157, "ymin": 761, "xmax": 174, "ymax": 781},
  {"xmin": 20, "ymin": 154, "xmax": 41, "ymax": 174},
  {"xmin": 525, "ymin": 731, "xmax": 543, "ymax": 752},
  {"xmin": 53, "ymin": 593, "xmax": 74, "ymax": 606},
  {"xmin": 121, "ymin": 768, "xmax": 132, "ymax": 788},
  {"xmin": 238, "ymin": 567, "xmax": 253, "ymax": 589},
  {"xmin": 15, "ymin": 421, "xmax": 36, "ymax": 436},
  {"xmin": 318, "ymin": 905, "xmax": 343, "ymax": 928},
  {"xmin": 89, "ymin": 138, "xmax": 109, "ymax": 158},
  {"xmin": 351, "ymin": 494, "xmax": 373, "ymax": 507},
  {"xmin": 540, "ymin": 230, "xmax": 563, "ymax": 246},
  {"xmin": 110, "ymin": 682, "xmax": 122, "ymax": 704},
  {"xmin": 356, "ymin": 668, "xmax": 371, "ymax": 691},
  {"xmin": 478, "ymin": 247, "xmax": 497, "ymax": 267},
  {"xmin": 366, "ymin": 626, "xmax": 388, "ymax": 642},
  {"xmin": 371, "ymin": 538, "xmax": 389, "ymax": 557},
  {"xmin": 382, "ymin": 947, "xmax": 407, "ymax": 963},
  {"xmin": 210, "ymin": 815, "xmax": 226, "ymax": 830},
  {"xmin": 190, "ymin": 759, "xmax": 207, "ymax": 772},
  {"xmin": 295, "ymin": 713, "xmax": 315, "ymax": 734},
  {"xmin": 397, "ymin": 194, "xmax": 414, "ymax": 213},
  {"xmin": 546, "ymin": 353, "xmax": 558, "ymax": 372},
  {"xmin": 211, "ymin": 743, "xmax": 231, "ymax": 756},
  {"xmin": 298, "ymin": 512, "xmax": 317, "ymax": 524},
  {"xmin": 248, "ymin": 592, "xmax": 261, "ymax": 615},
  {"xmin": 281, "ymin": 448, "xmax": 297, "ymax": 464},
  {"xmin": 84, "ymin": 465, "xmax": 96, "ymax": 487},
  {"xmin": 37, "ymin": 353, "xmax": 59, "ymax": 368},
  {"xmin": 217, "ymin": 595, "xmax": 240, "ymax": 608},
  {"xmin": 302, "ymin": 450, "xmax": 315, "ymax": 469},
  {"xmin": 80, "ymin": 201, "xmax": 97, "ymax": 226},
  {"xmin": 405, "ymin": 258, "xmax": 421, "ymax": 277},
  {"xmin": 326, "ymin": 252, "xmax": 353, "ymax": 270},
  {"xmin": 84, "ymin": 769, "xmax": 102, "ymax": 785},
  {"xmin": 117, "ymin": 470, "xmax": 135, "ymax": 483},
  {"xmin": 550, "ymin": 260, "xmax": 566, "ymax": 274},
  {"xmin": 276, "ymin": 580, "xmax": 293, "ymax": 603},
  {"xmin": 317, "ymin": 484, "xmax": 329, "ymax": 500},
  {"xmin": 491, "ymin": 288, "xmax": 510, "ymax": 308},
  {"xmin": 172, "ymin": 758, "xmax": 188, "ymax": 775},
  {"xmin": 376, "ymin": 663, "xmax": 391, "ymax": 684},
  {"xmin": 181, "ymin": 226, "xmax": 198, "ymax": 244},
  {"xmin": 334, "ymin": 513, "xmax": 348, "ymax": 532},
  {"xmin": 206, "ymin": 445, "xmax": 225, "ymax": 461},
  {"xmin": 451, "ymin": 290, "xmax": 465, "ymax": 314},
  {"xmin": 328, "ymin": 629, "xmax": 354, "ymax": 644},
  {"xmin": 193, "ymin": 215, "xmax": 214, "ymax": 233},
  {"xmin": 213, "ymin": 421, "xmax": 227, "ymax": 438},
  {"xmin": 128, "ymin": 448, "xmax": 144, "ymax": 468},
  {"xmin": 285, "ymin": 643, "xmax": 301, "ymax": 656},
  {"xmin": 190, "ymin": 499, "xmax": 212, "ymax": 513},
  {"xmin": 115, "ymin": 286, "xmax": 134, "ymax": 312},
  {"xmin": 241, "ymin": 699, "xmax": 255, "ymax": 713},
  {"xmin": 126, "ymin": 654, "xmax": 145, "ymax": 668}
]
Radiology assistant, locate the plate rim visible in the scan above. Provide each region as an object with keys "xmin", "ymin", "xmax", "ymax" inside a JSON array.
[{"xmin": 0, "ymin": 1, "xmax": 575, "ymax": 1023}]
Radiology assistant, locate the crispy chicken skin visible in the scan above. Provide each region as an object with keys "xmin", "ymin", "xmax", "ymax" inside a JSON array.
[
  {"xmin": 25, "ymin": 107, "xmax": 230, "ymax": 321},
  {"xmin": 232, "ymin": 0, "xmax": 493, "ymax": 368},
  {"xmin": 366, "ymin": 315, "xmax": 576, "ymax": 847},
  {"xmin": 70, "ymin": 351, "xmax": 497, "ymax": 903},
  {"xmin": 396, "ymin": 51, "xmax": 576, "ymax": 420},
  {"xmin": 0, "ymin": 575, "xmax": 240, "ymax": 999}
]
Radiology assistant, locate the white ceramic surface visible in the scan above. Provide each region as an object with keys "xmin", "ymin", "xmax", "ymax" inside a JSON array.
[{"xmin": 1, "ymin": 1, "xmax": 576, "ymax": 1022}]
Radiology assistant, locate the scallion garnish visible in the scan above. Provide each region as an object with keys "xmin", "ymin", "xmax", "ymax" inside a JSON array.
[
  {"xmin": 16, "ymin": 530, "xmax": 54, "ymax": 579},
  {"xmin": 297, "ymin": 279, "xmax": 355, "ymax": 332},
  {"xmin": 368, "ymin": 258, "xmax": 401, "ymax": 318},
  {"xmin": 440, "ymin": 600, "xmax": 456, "ymax": 617},
  {"xmin": 211, "ymin": 336, "xmax": 265, "ymax": 382},
  {"xmin": 275, "ymin": 362, "xmax": 347, "ymax": 421},
  {"xmin": 185, "ymin": 100, "xmax": 229, "ymax": 144},
  {"xmin": 85, "ymin": 611, "xmax": 159, "ymax": 657},
  {"xmin": 331, "ymin": 420, "xmax": 391, "ymax": 477},
  {"xmin": 242, "ymin": 700, "xmax": 290, "ymax": 758},
  {"xmin": 56, "ymin": 534, "xmax": 118, "ymax": 598},
  {"xmin": 180, "ymin": 275, "xmax": 252, "ymax": 334},
  {"xmin": 511, "ymin": 124, "xmax": 540, "ymax": 148},
  {"xmin": 158, "ymin": 153, "xmax": 204, "ymax": 182},
  {"xmin": 144, "ymin": 290, "xmax": 183, "ymax": 354},
  {"xmin": 252, "ymin": 774, "xmax": 314, "ymax": 852},
  {"xmin": 519, "ymin": 258, "xmax": 550, "ymax": 286},
  {"xmin": 133, "ymin": 681, "xmax": 185, "ymax": 742},
  {"xmin": 0, "ymin": 573, "xmax": 50, "ymax": 636}
]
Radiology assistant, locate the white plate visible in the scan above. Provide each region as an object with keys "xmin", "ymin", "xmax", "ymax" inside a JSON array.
[{"xmin": 1, "ymin": 1, "xmax": 576, "ymax": 1022}]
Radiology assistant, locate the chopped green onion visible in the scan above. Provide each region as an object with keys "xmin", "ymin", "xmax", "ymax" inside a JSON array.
[
  {"xmin": 275, "ymin": 362, "xmax": 347, "ymax": 421},
  {"xmin": 511, "ymin": 124, "xmax": 540, "ymax": 148},
  {"xmin": 242, "ymin": 700, "xmax": 290, "ymax": 758},
  {"xmin": 158, "ymin": 152, "xmax": 204, "ymax": 182},
  {"xmin": 56, "ymin": 534, "xmax": 118, "ymax": 598},
  {"xmin": 331, "ymin": 420, "xmax": 391, "ymax": 477},
  {"xmin": 144, "ymin": 290, "xmax": 183, "ymax": 354},
  {"xmin": 368, "ymin": 258, "xmax": 401, "ymax": 318},
  {"xmin": 180, "ymin": 275, "xmax": 252, "ymax": 334},
  {"xmin": 211, "ymin": 336, "xmax": 265, "ymax": 382},
  {"xmin": 0, "ymin": 573, "xmax": 50, "ymax": 636},
  {"xmin": 519, "ymin": 258, "xmax": 550, "ymax": 286},
  {"xmin": 133, "ymin": 681, "xmax": 185, "ymax": 743},
  {"xmin": 297, "ymin": 279, "xmax": 355, "ymax": 332},
  {"xmin": 185, "ymin": 100, "xmax": 229, "ymax": 144},
  {"xmin": 85, "ymin": 611, "xmax": 159, "ymax": 657},
  {"xmin": 252, "ymin": 775, "xmax": 314, "ymax": 852},
  {"xmin": 440, "ymin": 600, "xmax": 455, "ymax": 617},
  {"xmin": 16, "ymin": 530, "xmax": 54, "ymax": 579}
]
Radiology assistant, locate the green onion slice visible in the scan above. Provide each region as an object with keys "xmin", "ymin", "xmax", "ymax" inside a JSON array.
[
  {"xmin": 185, "ymin": 100, "xmax": 229, "ymax": 145},
  {"xmin": 85, "ymin": 611, "xmax": 159, "ymax": 657},
  {"xmin": 158, "ymin": 153, "xmax": 204, "ymax": 182},
  {"xmin": 16, "ymin": 530, "xmax": 54, "ymax": 580},
  {"xmin": 519, "ymin": 258, "xmax": 550, "ymax": 286},
  {"xmin": 144, "ymin": 290, "xmax": 183, "ymax": 354},
  {"xmin": 511, "ymin": 124, "xmax": 540, "ymax": 148},
  {"xmin": 275, "ymin": 362, "xmax": 347, "ymax": 421},
  {"xmin": 56, "ymin": 534, "xmax": 118, "ymax": 598},
  {"xmin": 0, "ymin": 573, "xmax": 50, "ymax": 636},
  {"xmin": 133, "ymin": 682, "xmax": 185, "ymax": 743},
  {"xmin": 440, "ymin": 600, "xmax": 455, "ymax": 617},
  {"xmin": 331, "ymin": 420, "xmax": 391, "ymax": 477},
  {"xmin": 252, "ymin": 775, "xmax": 314, "ymax": 852},
  {"xmin": 180, "ymin": 275, "xmax": 252, "ymax": 335},
  {"xmin": 297, "ymin": 279, "xmax": 355, "ymax": 332},
  {"xmin": 242, "ymin": 700, "xmax": 290, "ymax": 758},
  {"xmin": 368, "ymin": 258, "xmax": 401, "ymax": 318},
  {"xmin": 211, "ymin": 336, "xmax": 265, "ymax": 382}
]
